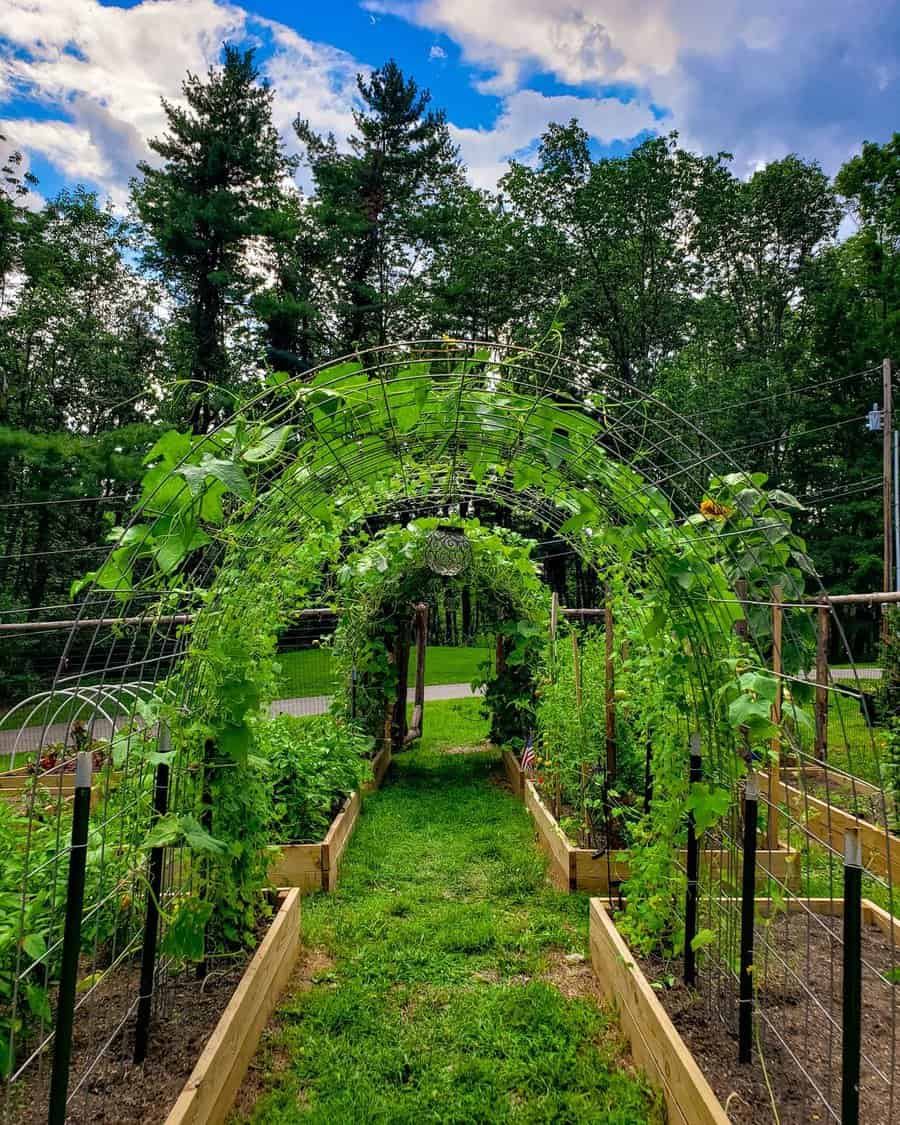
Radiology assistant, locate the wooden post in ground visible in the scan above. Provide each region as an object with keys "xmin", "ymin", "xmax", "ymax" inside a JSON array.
[
  {"xmin": 604, "ymin": 599, "xmax": 616, "ymax": 785},
  {"xmin": 814, "ymin": 601, "xmax": 830, "ymax": 761},
  {"xmin": 404, "ymin": 604, "xmax": 428, "ymax": 744},
  {"xmin": 767, "ymin": 585, "xmax": 783, "ymax": 849},
  {"xmin": 884, "ymin": 357, "xmax": 894, "ymax": 642}
]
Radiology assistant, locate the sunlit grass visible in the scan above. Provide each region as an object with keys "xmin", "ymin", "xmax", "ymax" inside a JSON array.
[{"xmin": 233, "ymin": 697, "xmax": 661, "ymax": 1124}]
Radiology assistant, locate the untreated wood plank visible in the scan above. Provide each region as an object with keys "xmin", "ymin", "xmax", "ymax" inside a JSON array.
[
  {"xmin": 526, "ymin": 778, "xmax": 800, "ymax": 892},
  {"xmin": 367, "ymin": 744, "xmax": 392, "ymax": 791},
  {"xmin": 769, "ymin": 773, "xmax": 900, "ymax": 880},
  {"xmin": 267, "ymin": 843, "xmax": 323, "ymax": 892},
  {"xmin": 321, "ymin": 790, "xmax": 361, "ymax": 891},
  {"xmin": 502, "ymin": 749, "xmax": 524, "ymax": 799},
  {"xmin": 589, "ymin": 900, "xmax": 729, "ymax": 1125},
  {"xmin": 524, "ymin": 779, "xmax": 573, "ymax": 889},
  {"xmin": 165, "ymin": 888, "xmax": 300, "ymax": 1125}
]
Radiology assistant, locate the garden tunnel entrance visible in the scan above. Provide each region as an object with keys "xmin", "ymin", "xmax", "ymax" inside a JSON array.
[{"xmin": 3, "ymin": 340, "xmax": 896, "ymax": 1125}]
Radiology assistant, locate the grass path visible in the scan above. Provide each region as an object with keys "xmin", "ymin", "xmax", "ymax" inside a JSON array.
[{"xmin": 232, "ymin": 699, "xmax": 660, "ymax": 1124}]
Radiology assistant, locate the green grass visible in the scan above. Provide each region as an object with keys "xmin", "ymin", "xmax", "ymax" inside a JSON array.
[
  {"xmin": 275, "ymin": 645, "xmax": 490, "ymax": 698},
  {"xmin": 233, "ymin": 697, "xmax": 660, "ymax": 1125}
]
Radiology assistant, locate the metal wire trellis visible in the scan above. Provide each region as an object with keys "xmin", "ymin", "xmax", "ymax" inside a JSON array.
[{"xmin": 0, "ymin": 340, "xmax": 895, "ymax": 1123}]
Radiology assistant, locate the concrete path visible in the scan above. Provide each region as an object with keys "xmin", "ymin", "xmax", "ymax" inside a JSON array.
[{"xmin": 1, "ymin": 683, "xmax": 479, "ymax": 760}]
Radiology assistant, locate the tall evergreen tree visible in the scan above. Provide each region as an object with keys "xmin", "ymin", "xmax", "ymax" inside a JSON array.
[
  {"xmin": 296, "ymin": 59, "xmax": 461, "ymax": 351},
  {"xmin": 133, "ymin": 45, "xmax": 296, "ymax": 430}
]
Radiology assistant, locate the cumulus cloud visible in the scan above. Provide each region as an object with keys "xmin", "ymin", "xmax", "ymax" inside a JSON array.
[
  {"xmin": 453, "ymin": 89, "xmax": 656, "ymax": 188},
  {"xmin": 429, "ymin": 45, "xmax": 447, "ymax": 61},
  {"xmin": 0, "ymin": 0, "xmax": 363, "ymax": 201},
  {"xmin": 370, "ymin": 0, "xmax": 900, "ymax": 172}
]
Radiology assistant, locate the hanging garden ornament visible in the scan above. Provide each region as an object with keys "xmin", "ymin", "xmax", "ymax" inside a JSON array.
[{"xmin": 425, "ymin": 525, "xmax": 472, "ymax": 576}]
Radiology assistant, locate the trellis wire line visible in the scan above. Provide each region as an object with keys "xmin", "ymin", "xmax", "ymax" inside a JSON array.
[
  {"xmin": 2, "ymin": 339, "xmax": 891, "ymax": 1120},
  {"xmin": 0, "ymin": 494, "xmax": 130, "ymax": 510},
  {"xmin": 684, "ymin": 363, "xmax": 881, "ymax": 419}
]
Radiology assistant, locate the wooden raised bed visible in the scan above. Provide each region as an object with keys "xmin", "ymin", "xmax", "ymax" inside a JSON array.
[
  {"xmin": 766, "ymin": 770, "xmax": 900, "ymax": 881},
  {"xmin": 589, "ymin": 898, "xmax": 729, "ymax": 1125},
  {"xmin": 591, "ymin": 895, "xmax": 900, "ymax": 1125},
  {"xmin": 0, "ymin": 768, "xmax": 120, "ymax": 806},
  {"xmin": 165, "ymin": 887, "xmax": 300, "ymax": 1125},
  {"xmin": 524, "ymin": 780, "xmax": 800, "ymax": 893},
  {"xmin": 267, "ymin": 743, "xmax": 391, "ymax": 893},
  {"xmin": 501, "ymin": 748, "xmax": 524, "ymax": 798}
]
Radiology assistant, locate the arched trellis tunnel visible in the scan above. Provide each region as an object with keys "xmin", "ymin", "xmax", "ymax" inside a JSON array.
[{"xmin": 2, "ymin": 341, "xmax": 897, "ymax": 1123}]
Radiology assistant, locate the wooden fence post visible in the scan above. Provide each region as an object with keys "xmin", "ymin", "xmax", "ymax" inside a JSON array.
[
  {"xmin": 814, "ymin": 601, "xmax": 830, "ymax": 761},
  {"xmin": 767, "ymin": 585, "xmax": 783, "ymax": 849},
  {"xmin": 604, "ymin": 599, "xmax": 616, "ymax": 785},
  {"xmin": 404, "ymin": 603, "xmax": 428, "ymax": 744}
]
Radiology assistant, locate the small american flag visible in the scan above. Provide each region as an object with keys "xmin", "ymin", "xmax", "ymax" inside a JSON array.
[{"xmin": 521, "ymin": 732, "xmax": 536, "ymax": 773}]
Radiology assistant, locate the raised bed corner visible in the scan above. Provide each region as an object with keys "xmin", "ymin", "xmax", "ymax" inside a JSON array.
[
  {"xmin": 164, "ymin": 887, "xmax": 300, "ymax": 1125},
  {"xmin": 524, "ymin": 779, "xmax": 800, "ymax": 893},
  {"xmin": 267, "ymin": 743, "xmax": 390, "ymax": 893},
  {"xmin": 502, "ymin": 748, "xmax": 524, "ymax": 798}
]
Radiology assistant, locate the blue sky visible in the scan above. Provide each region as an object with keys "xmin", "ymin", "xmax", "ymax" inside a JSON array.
[{"xmin": 1, "ymin": 0, "xmax": 898, "ymax": 206}]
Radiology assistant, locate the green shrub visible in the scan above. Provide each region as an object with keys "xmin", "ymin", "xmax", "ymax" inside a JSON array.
[{"xmin": 257, "ymin": 715, "xmax": 373, "ymax": 844}]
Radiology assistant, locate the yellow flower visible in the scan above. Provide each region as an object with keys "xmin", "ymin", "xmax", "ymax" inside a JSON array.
[{"xmin": 699, "ymin": 498, "xmax": 734, "ymax": 520}]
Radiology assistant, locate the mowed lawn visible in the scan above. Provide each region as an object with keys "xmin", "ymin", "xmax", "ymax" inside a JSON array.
[
  {"xmin": 275, "ymin": 645, "xmax": 490, "ymax": 698},
  {"xmin": 231, "ymin": 698, "xmax": 661, "ymax": 1125}
]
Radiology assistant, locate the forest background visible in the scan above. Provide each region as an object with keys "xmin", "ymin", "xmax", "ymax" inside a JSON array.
[{"xmin": 1, "ymin": 47, "xmax": 898, "ymax": 684}]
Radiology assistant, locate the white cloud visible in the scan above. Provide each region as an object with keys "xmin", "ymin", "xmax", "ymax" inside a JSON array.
[
  {"xmin": 0, "ymin": 0, "xmax": 364, "ymax": 201},
  {"xmin": 429, "ymin": 45, "xmax": 447, "ymax": 61},
  {"xmin": 369, "ymin": 0, "xmax": 900, "ymax": 173},
  {"xmin": 452, "ymin": 89, "xmax": 656, "ymax": 188}
]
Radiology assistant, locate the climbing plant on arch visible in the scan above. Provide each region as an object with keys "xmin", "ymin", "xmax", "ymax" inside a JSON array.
[
  {"xmin": 329, "ymin": 518, "xmax": 550, "ymax": 745},
  {"xmin": 58, "ymin": 342, "xmax": 827, "ymax": 946}
]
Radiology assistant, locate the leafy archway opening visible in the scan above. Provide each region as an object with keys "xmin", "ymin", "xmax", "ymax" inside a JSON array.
[{"xmin": 57, "ymin": 340, "xmax": 827, "ymax": 958}]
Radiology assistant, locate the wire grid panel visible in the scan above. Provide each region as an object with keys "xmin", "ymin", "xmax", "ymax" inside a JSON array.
[{"xmin": 0, "ymin": 339, "xmax": 895, "ymax": 1122}]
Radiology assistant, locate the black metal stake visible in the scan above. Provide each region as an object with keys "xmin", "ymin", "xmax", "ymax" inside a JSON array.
[
  {"xmin": 738, "ymin": 773, "xmax": 759, "ymax": 1064},
  {"xmin": 48, "ymin": 751, "xmax": 93, "ymax": 1125},
  {"xmin": 841, "ymin": 829, "xmax": 862, "ymax": 1125},
  {"xmin": 133, "ymin": 727, "xmax": 171, "ymax": 1064},
  {"xmin": 684, "ymin": 733, "xmax": 702, "ymax": 987}
]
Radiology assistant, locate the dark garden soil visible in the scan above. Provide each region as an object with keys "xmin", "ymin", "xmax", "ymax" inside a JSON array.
[
  {"xmin": 638, "ymin": 912, "xmax": 899, "ymax": 1123},
  {"xmin": 7, "ymin": 955, "xmax": 249, "ymax": 1125}
]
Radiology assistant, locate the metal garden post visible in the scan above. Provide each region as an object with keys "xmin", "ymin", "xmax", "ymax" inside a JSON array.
[
  {"xmin": 738, "ymin": 773, "xmax": 759, "ymax": 1064},
  {"xmin": 684, "ymin": 733, "xmax": 702, "ymax": 987},
  {"xmin": 134, "ymin": 725, "xmax": 171, "ymax": 1063},
  {"xmin": 841, "ymin": 829, "xmax": 862, "ymax": 1125},
  {"xmin": 48, "ymin": 751, "xmax": 93, "ymax": 1125}
]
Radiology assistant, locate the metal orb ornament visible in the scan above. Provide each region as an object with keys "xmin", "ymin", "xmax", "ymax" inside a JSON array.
[{"xmin": 424, "ymin": 525, "xmax": 472, "ymax": 576}]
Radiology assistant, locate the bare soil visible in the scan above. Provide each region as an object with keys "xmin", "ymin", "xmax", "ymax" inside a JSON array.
[
  {"xmin": 638, "ymin": 911, "xmax": 899, "ymax": 1123},
  {"xmin": 5, "ymin": 956, "xmax": 248, "ymax": 1125}
]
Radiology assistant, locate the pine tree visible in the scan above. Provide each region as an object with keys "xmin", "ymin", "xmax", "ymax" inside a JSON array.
[
  {"xmin": 296, "ymin": 59, "xmax": 460, "ymax": 350},
  {"xmin": 133, "ymin": 45, "xmax": 296, "ymax": 429}
]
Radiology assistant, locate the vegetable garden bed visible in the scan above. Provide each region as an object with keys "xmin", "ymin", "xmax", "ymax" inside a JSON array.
[
  {"xmin": 266, "ymin": 743, "xmax": 390, "ymax": 892},
  {"xmin": 165, "ymin": 888, "xmax": 300, "ymax": 1125},
  {"xmin": 589, "ymin": 898, "xmax": 728, "ymax": 1125},
  {"xmin": 591, "ymin": 895, "xmax": 900, "ymax": 1125},
  {"xmin": 597, "ymin": 896, "xmax": 900, "ymax": 1125},
  {"xmin": 525, "ymin": 780, "xmax": 800, "ymax": 892},
  {"xmin": 765, "ymin": 770, "xmax": 900, "ymax": 880},
  {"xmin": 8, "ymin": 890, "xmax": 300, "ymax": 1125}
]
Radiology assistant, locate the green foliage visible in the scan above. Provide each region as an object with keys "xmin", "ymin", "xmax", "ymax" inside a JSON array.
[
  {"xmin": 132, "ymin": 45, "xmax": 296, "ymax": 430},
  {"xmin": 257, "ymin": 715, "xmax": 373, "ymax": 844},
  {"xmin": 330, "ymin": 519, "xmax": 548, "ymax": 745}
]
